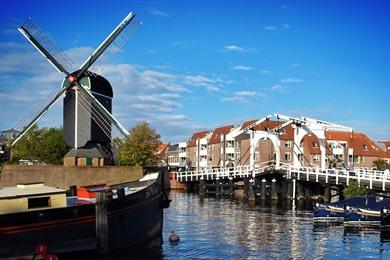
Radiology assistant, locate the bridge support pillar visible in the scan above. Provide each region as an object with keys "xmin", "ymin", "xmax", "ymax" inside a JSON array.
[
  {"xmin": 261, "ymin": 179, "xmax": 266, "ymax": 200},
  {"xmin": 228, "ymin": 178, "xmax": 234, "ymax": 197},
  {"xmin": 296, "ymin": 181, "xmax": 304, "ymax": 200},
  {"xmin": 283, "ymin": 180, "xmax": 291, "ymax": 199},
  {"xmin": 271, "ymin": 178, "xmax": 278, "ymax": 200},
  {"xmin": 248, "ymin": 178, "xmax": 255, "ymax": 201},
  {"xmin": 323, "ymin": 185, "xmax": 331, "ymax": 203},
  {"xmin": 216, "ymin": 178, "xmax": 221, "ymax": 197},
  {"xmin": 338, "ymin": 186, "xmax": 345, "ymax": 201},
  {"xmin": 199, "ymin": 179, "xmax": 205, "ymax": 197}
]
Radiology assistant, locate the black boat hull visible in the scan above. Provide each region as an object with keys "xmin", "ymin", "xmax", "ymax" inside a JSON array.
[{"xmin": 0, "ymin": 174, "xmax": 165, "ymax": 257}]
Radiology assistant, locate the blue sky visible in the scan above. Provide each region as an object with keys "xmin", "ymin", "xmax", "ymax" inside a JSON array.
[{"xmin": 0, "ymin": 0, "xmax": 389, "ymax": 143}]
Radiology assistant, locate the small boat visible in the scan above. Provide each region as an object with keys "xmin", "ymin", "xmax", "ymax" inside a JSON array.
[
  {"xmin": 313, "ymin": 196, "xmax": 377, "ymax": 222},
  {"xmin": 344, "ymin": 198, "xmax": 390, "ymax": 226},
  {"xmin": 0, "ymin": 171, "xmax": 170, "ymax": 257}
]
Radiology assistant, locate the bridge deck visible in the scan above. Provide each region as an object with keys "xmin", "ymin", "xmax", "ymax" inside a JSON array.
[{"xmin": 174, "ymin": 161, "xmax": 390, "ymax": 191}]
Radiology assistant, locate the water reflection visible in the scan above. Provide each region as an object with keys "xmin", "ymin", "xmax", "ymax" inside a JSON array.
[
  {"xmin": 162, "ymin": 191, "xmax": 390, "ymax": 259},
  {"xmin": 69, "ymin": 191, "xmax": 390, "ymax": 258}
]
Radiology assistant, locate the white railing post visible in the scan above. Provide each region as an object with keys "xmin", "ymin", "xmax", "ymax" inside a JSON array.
[
  {"xmin": 384, "ymin": 169, "xmax": 389, "ymax": 191},
  {"xmin": 370, "ymin": 171, "xmax": 373, "ymax": 190},
  {"xmin": 315, "ymin": 168, "xmax": 319, "ymax": 183},
  {"xmin": 336, "ymin": 170, "xmax": 339, "ymax": 185},
  {"xmin": 325, "ymin": 169, "xmax": 328, "ymax": 183}
]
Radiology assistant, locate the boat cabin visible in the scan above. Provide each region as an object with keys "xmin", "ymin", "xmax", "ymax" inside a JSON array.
[{"xmin": 0, "ymin": 183, "xmax": 66, "ymax": 214}]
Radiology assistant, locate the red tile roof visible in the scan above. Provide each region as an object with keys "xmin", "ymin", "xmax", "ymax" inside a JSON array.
[
  {"xmin": 156, "ymin": 144, "xmax": 169, "ymax": 158},
  {"xmin": 326, "ymin": 131, "xmax": 382, "ymax": 157},
  {"xmin": 301, "ymin": 134, "xmax": 321, "ymax": 154},
  {"xmin": 241, "ymin": 119, "xmax": 258, "ymax": 130},
  {"xmin": 208, "ymin": 125, "xmax": 235, "ymax": 144},
  {"xmin": 187, "ymin": 131, "xmax": 209, "ymax": 147}
]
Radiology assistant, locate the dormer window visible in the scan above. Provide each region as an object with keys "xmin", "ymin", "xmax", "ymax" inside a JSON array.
[
  {"xmin": 312, "ymin": 142, "xmax": 318, "ymax": 148},
  {"xmin": 363, "ymin": 144, "xmax": 368, "ymax": 151},
  {"xmin": 264, "ymin": 127, "xmax": 270, "ymax": 131}
]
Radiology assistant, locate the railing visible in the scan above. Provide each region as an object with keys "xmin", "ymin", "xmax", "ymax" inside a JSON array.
[{"xmin": 174, "ymin": 161, "xmax": 390, "ymax": 191}]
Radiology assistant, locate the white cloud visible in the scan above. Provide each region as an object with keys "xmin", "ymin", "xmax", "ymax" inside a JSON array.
[
  {"xmin": 261, "ymin": 70, "xmax": 271, "ymax": 75},
  {"xmin": 233, "ymin": 65, "xmax": 253, "ymax": 71},
  {"xmin": 222, "ymin": 45, "xmax": 251, "ymax": 52},
  {"xmin": 270, "ymin": 84, "xmax": 284, "ymax": 92},
  {"xmin": 281, "ymin": 78, "xmax": 303, "ymax": 83},
  {"xmin": 221, "ymin": 96, "xmax": 247, "ymax": 103},
  {"xmin": 236, "ymin": 91, "xmax": 261, "ymax": 97},
  {"xmin": 221, "ymin": 90, "xmax": 266, "ymax": 103},
  {"xmin": 264, "ymin": 26, "xmax": 278, "ymax": 32},
  {"xmin": 264, "ymin": 24, "xmax": 290, "ymax": 32},
  {"xmin": 290, "ymin": 63, "xmax": 301, "ymax": 68},
  {"xmin": 148, "ymin": 8, "xmax": 169, "ymax": 17},
  {"xmin": 184, "ymin": 74, "xmax": 228, "ymax": 93},
  {"xmin": 281, "ymin": 24, "xmax": 290, "ymax": 30}
]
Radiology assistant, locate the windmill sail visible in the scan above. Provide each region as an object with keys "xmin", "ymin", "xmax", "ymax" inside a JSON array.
[
  {"xmin": 18, "ymin": 18, "xmax": 73, "ymax": 75},
  {"xmin": 76, "ymin": 82, "xmax": 129, "ymax": 140},
  {"xmin": 77, "ymin": 12, "xmax": 138, "ymax": 77},
  {"xmin": 12, "ymin": 86, "xmax": 66, "ymax": 146}
]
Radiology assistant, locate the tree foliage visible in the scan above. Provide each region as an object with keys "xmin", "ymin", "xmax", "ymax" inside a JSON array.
[
  {"xmin": 373, "ymin": 159, "xmax": 390, "ymax": 171},
  {"xmin": 343, "ymin": 180, "xmax": 367, "ymax": 198},
  {"xmin": 117, "ymin": 121, "xmax": 161, "ymax": 167},
  {"xmin": 12, "ymin": 125, "xmax": 70, "ymax": 165}
]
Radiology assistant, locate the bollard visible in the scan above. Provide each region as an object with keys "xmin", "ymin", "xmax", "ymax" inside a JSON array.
[
  {"xmin": 261, "ymin": 179, "xmax": 266, "ymax": 200},
  {"xmin": 96, "ymin": 191, "xmax": 108, "ymax": 254},
  {"xmin": 69, "ymin": 185, "xmax": 77, "ymax": 196},
  {"xmin": 117, "ymin": 188, "xmax": 125, "ymax": 198},
  {"xmin": 271, "ymin": 178, "xmax": 278, "ymax": 200}
]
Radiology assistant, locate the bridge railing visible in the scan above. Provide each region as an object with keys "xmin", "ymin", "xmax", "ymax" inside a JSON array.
[
  {"xmin": 174, "ymin": 161, "xmax": 390, "ymax": 191},
  {"xmin": 286, "ymin": 166, "xmax": 390, "ymax": 190}
]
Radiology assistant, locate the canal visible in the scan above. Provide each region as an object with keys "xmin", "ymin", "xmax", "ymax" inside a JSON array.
[{"xmin": 83, "ymin": 191, "xmax": 390, "ymax": 259}]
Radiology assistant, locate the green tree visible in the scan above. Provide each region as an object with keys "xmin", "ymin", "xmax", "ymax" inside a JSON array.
[
  {"xmin": 12, "ymin": 126, "xmax": 69, "ymax": 165},
  {"xmin": 373, "ymin": 159, "xmax": 390, "ymax": 171},
  {"xmin": 343, "ymin": 180, "xmax": 367, "ymax": 199},
  {"xmin": 117, "ymin": 121, "xmax": 161, "ymax": 167}
]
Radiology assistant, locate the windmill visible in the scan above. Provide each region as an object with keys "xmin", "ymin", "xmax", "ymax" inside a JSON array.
[{"xmin": 11, "ymin": 12, "xmax": 140, "ymax": 165}]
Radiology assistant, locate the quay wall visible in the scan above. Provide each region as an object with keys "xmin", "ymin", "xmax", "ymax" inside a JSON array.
[{"xmin": 0, "ymin": 165, "xmax": 143, "ymax": 190}]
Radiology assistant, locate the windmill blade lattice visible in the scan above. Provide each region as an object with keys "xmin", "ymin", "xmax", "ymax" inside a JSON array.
[
  {"xmin": 12, "ymin": 86, "xmax": 66, "ymax": 145},
  {"xmin": 77, "ymin": 12, "xmax": 139, "ymax": 78},
  {"xmin": 77, "ymin": 89, "xmax": 127, "ymax": 145},
  {"xmin": 19, "ymin": 18, "xmax": 74, "ymax": 74},
  {"xmin": 87, "ymin": 17, "xmax": 142, "ymax": 76}
]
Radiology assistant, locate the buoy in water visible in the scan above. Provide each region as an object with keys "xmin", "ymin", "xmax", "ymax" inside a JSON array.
[{"xmin": 169, "ymin": 231, "xmax": 180, "ymax": 243}]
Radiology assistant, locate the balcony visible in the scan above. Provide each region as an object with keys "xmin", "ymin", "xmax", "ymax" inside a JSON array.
[
  {"xmin": 225, "ymin": 147, "xmax": 235, "ymax": 154},
  {"xmin": 332, "ymin": 147, "xmax": 344, "ymax": 155}
]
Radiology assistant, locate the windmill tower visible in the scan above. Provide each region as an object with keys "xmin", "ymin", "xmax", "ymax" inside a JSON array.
[{"xmin": 12, "ymin": 12, "xmax": 140, "ymax": 166}]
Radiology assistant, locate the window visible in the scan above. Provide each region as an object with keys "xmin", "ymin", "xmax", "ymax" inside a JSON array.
[
  {"xmin": 362, "ymin": 144, "xmax": 368, "ymax": 151},
  {"xmin": 264, "ymin": 127, "xmax": 270, "ymax": 131},
  {"xmin": 312, "ymin": 142, "xmax": 318, "ymax": 148},
  {"xmin": 226, "ymin": 140, "xmax": 234, "ymax": 148},
  {"xmin": 285, "ymin": 152, "xmax": 291, "ymax": 161},
  {"xmin": 313, "ymin": 154, "xmax": 320, "ymax": 161},
  {"xmin": 28, "ymin": 196, "xmax": 50, "ymax": 209},
  {"xmin": 86, "ymin": 157, "xmax": 93, "ymax": 166},
  {"xmin": 254, "ymin": 152, "xmax": 259, "ymax": 161},
  {"xmin": 285, "ymin": 141, "xmax": 292, "ymax": 147},
  {"xmin": 235, "ymin": 141, "xmax": 240, "ymax": 149},
  {"xmin": 236, "ymin": 153, "xmax": 241, "ymax": 161}
]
